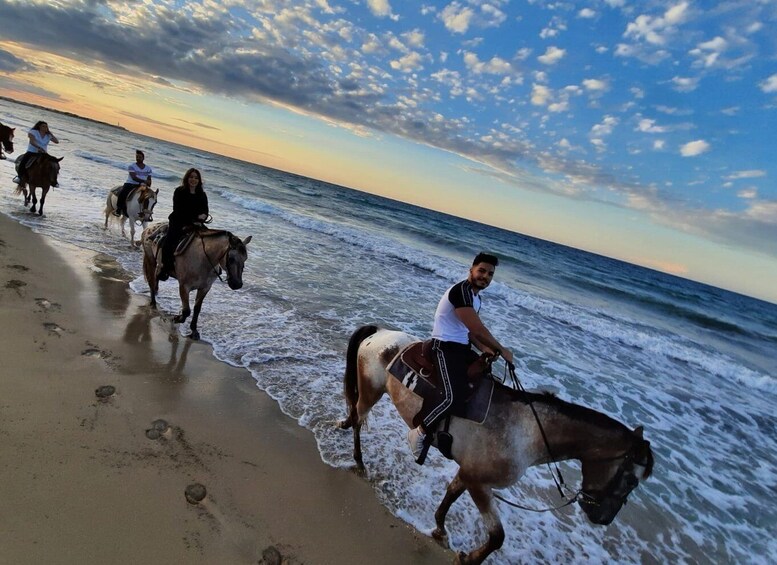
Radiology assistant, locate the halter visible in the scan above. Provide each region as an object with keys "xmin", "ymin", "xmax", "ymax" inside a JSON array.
[{"xmin": 199, "ymin": 231, "xmax": 242, "ymax": 285}]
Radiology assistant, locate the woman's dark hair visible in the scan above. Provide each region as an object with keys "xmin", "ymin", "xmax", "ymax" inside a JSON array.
[
  {"xmin": 181, "ymin": 168, "xmax": 204, "ymax": 192},
  {"xmin": 32, "ymin": 121, "xmax": 47, "ymax": 131},
  {"xmin": 473, "ymin": 252, "xmax": 499, "ymax": 267}
]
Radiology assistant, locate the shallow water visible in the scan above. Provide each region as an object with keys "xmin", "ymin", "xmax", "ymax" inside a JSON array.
[{"xmin": 2, "ymin": 98, "xmax": 775, "ymax": 564}]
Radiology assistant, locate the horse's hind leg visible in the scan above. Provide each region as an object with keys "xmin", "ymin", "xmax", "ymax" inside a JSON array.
[
  {"xmin": 173, "ymin": 284, "xmax": 192, "ymax": 325},
  {"xmin": 433, "ymin": 472, "xmax": 467, "ymax": 542},
  {"xmin": 142, "ymin": 247, "xmax": 159, "ymax": 307}
]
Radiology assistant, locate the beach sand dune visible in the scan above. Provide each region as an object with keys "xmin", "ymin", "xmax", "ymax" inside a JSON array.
[{"xmin": 0, "ymin": 213, "xmax": 450, "ymax": 564}]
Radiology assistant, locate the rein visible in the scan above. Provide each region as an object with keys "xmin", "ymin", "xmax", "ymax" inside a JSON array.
[{"xmin": 199, "ymin": 231, "xmax": 231, "ymax": 283}]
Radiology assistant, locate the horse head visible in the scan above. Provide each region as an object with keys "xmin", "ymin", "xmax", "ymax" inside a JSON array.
[
  {"xmin": 44, "ymin": 155, "xmax": 63, "ymax": 186},
  {"xmin": 578, "ymin": 426, "xmax": 654, "ymax": 525},
  {"xmin": 224, "ymin": 234, "xmax": 252, "ymax": 290},
  {"xmin": 137, "ymin": 186, "xmax": 158, "ymax": 222},
  {"xmin": 0, "ymin": 125, "xmax": 14, "ymax": 153}
]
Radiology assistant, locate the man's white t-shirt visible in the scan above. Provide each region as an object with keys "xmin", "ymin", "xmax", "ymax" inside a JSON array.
[
  {"xmin": 126, "ymin": 163, "xmax": 152, "ymax": 185},
  {"xmin": 431, "ymin": 280, "xmax": 481, "ymax": 345}
]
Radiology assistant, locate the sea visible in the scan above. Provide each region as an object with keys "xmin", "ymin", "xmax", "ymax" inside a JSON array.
[{"xmin": 2, "ymin": 98, "xmax": 775, "ymax": 564}]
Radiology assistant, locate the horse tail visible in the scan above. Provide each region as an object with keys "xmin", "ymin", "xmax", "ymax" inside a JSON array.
[{"xmin": 343, "ymin": 325, "xmax": 379, "ymax": 418}]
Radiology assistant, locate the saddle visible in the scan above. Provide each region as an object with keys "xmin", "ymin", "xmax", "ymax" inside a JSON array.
[
  {"xmin": 388, "ymin": 341, "xmax": 496, "ymax": 430},
  {"xmin": 174, "ymin": 227, "xmax": 227, "ymax": 256}
]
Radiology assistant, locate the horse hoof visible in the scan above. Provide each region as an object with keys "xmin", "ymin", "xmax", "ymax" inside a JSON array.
[
  {"xmin": 432, "ymin": 528, "xmax": 447, "ymax": 542},
  {"xmin": 189, "ymin": 331, "xmax": 200, "ymax": 340},
  {"xmin": 173, "ymin": 315, "xmax": 185, "ymax": 323},
  {"xmin": 336, "ymin": 419, "xmax": 352, "ymax": 429}
]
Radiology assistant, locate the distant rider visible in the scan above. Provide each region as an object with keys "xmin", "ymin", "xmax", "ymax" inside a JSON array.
[
  {"xmin": 15, "ymin": 121, "xmax": 59, "ymax": 190},
  {"xmin": 407, "ymin": 252, "xmax": 515, "ymax": 461},
  {"xmin": 114, "ymin": 150, "xmax": 153, "ymax": 217},
  {"xmin": 157, "ymin": 168, "xmax": 209, "ymax": 281}
]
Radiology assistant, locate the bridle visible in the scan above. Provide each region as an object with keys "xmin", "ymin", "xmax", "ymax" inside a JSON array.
[
  {"xmin": 492, "ymin": 364, "xmax": 643, "ymax": 513},
  {"xmin": 134, "ymin": 190, "xmax": 157, "ymax": 225}
]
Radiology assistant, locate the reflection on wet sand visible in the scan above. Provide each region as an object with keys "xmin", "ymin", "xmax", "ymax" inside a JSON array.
[{"xmin": 93, "ymin": 253, "xmax": 132, "ymax": 315}]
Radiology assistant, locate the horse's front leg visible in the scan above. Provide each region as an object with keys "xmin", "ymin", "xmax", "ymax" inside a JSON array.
[
  {"xmin": 455, "ymin": 485, "xmax": 504, "ymax": 565},
  {"xmin": 29, "ymin": 188, "xmax": 37, "ymax": 214},
  {"xmin": 120, "ymin": 217, "xmax": 127, "ymax": 237},
  {"xmin": 188, "ymin": 287, "xmax": 211, "ymax": 340},
  {"xmin": 129, "ymin": 221, "xmax": 137, "ymax": 247},
  {"xmin": 433, "ymin": 472, "xmax": 467, "ymax": 542},
  {"xmin": 173, "ymin": 284, "xmax": 191, "ymax": 325}
]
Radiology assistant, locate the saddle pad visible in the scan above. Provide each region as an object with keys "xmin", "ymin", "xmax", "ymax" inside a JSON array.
[
  {"xmin": 110, "ymin": 185, "xmax": 122, "ymax": 196},
  {"xmin": 388, "ymin": 344, "xmax": 495, "ymax": 425}
]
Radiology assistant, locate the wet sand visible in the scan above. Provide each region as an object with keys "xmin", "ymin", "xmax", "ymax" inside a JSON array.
[{"xmin": 0, "ymin": 212, "xmax": 452, "ymax": 564}]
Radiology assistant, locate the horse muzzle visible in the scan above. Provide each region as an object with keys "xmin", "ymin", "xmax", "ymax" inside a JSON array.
[{"xmin": 227, "ymin": 279, "xmax": 243, "ymax": 290}]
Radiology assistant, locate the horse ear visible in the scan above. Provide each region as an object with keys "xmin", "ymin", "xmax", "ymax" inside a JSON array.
[
  {"xmin": 242, "ymin": 235, "xmax": 252, "ymax": 246},
  {"xmin": 56, "ymin": 157, "xmax": 64, "ymax": 162},
  {"xmin": 633, "ymin": 426, "xmax": 644, "ymax": 439}
]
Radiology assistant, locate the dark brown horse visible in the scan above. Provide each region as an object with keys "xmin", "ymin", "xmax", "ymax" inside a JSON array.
[
  {"xmin": 339, "ymin": 325, "xmax": 655, "ymax": 565},
  {"xmin": 14, "ymin": 153, "xmax": 63, "ymax": 215},
  {"xmin": 0, "ymin": 122, "xmax": 14, "ymax": 159},
  {"xmin": 141, "ymin": 224, "xmax": 252, "ymax": 340}
]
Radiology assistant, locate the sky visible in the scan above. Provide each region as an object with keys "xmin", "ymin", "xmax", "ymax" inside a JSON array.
[{"xmin": 0, "ymin": 0, "xmax": 776, "ymax": 303}]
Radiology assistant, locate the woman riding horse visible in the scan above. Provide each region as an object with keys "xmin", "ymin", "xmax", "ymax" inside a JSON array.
[
  {"xmin": 15, "ymin": 121, "xmax": 58, "ymax": 190},
  {"xmin": 158, "ymin": 168, "xmax": 209, "ymax": 281}
]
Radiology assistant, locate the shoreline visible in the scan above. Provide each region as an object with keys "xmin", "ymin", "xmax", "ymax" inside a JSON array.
[{"xmin": 0, "ymin": 212, "xmax": 451, "ymax": 564}]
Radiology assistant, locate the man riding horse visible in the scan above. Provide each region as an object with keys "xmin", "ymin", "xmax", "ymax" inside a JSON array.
[
  {"xmin": 114, "ymin": 150, "xmax": 153, "ymax": 217},
  {"xmin": 15, "ymin": 121, "xmax": 58, "ymax": 190},
  {"xmin": 407, "ymin": 252, "xmax": 514, "ymax": 463}
]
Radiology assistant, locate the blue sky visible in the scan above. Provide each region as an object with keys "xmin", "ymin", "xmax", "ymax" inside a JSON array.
[{"xmin": 0, "ymin": 0, "xmax": 776, "ymax": 302}]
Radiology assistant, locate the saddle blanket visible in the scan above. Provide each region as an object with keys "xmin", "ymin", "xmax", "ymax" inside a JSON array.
[{"xmin": 388, "ymin": 342, "xmax": 494, "ymax": 425}]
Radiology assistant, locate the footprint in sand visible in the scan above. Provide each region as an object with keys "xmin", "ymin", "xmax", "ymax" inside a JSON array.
[
  {"xmin": 43, "ymin": 322, "xmax": 65, "ymax": 336},
  {"xmin": 261, "ymin": 546, "xmax": 283, "ymax": 565},
  {"xmin": 94, "ymin": 385, "xmax": 116, "ymax": 399},
  {"xmin": 81, "ymin": 348, "xmax": 107, "ymax": 359},
  {"xmin": 7, "ymin": 264, "xmax": 29, "ymax": 272},
  {"xmin": 36, "ymin": 297, "xmax": 61, "ymax": 311},
  {"xmin": 184, "ymin": 483, "xmax": 207, "ymax": 505},
  {"xmin": 5, "ymin": 279, "xmax": 26, "ymax": 292},
  {"xmin": 145, "ymin": 418, "xmax": 170, "ymax": 440}
]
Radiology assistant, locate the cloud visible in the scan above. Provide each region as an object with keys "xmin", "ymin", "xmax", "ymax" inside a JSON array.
[
  {"xmin": 367, "ymin": 0, "xmax": 397, "ymax": 20},
  {"xmin": 537, "ymin": 46, "xmax": 565, "ymax": 65},
  {"xmin": 440, "ymin": 2, "xmax": 474, "ymax": 34},
  {"xmin": 463, "ymin": 51, "xmax": 513, "ymax": 75},
  {"xmin": 680, "ymin": 140, "xmax": 710, "ymax": 157},
  {"xmin": 760, "ymin": 73, "xmax": 777, "ymax": 93},
  {"xmin": 582, "ymin": 78, "xmax": 608, "ymax": 92},
  {"xmin": 671, "ymin": 76, "xmax": 700, "ymax": 92},
  {"xmin": 725, "ymin": 170, "xmax": 766, "ymax": 180},
  {"xmin": 637, "ymin": 119, "xmax": 668, "ymax": 133},
  {"xmin": 0, "ymin": 47, "xmax": 29, "ymax": 72},
  {"xmin": 578, "ymin": 9, "xmax": 596, "ymax": 19},
  {"xmin": 737, "ymin": 188, "xmax": 757, "ymax": 199}
]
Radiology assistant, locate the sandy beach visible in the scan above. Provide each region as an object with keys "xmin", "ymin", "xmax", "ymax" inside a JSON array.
[{"xmin": 0, "ymin": 212, "xmax": 452, "ymax": 564}]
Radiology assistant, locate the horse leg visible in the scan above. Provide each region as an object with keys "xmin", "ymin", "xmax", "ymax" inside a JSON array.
[
  {"xmin": 29, "ymin": 188, "xmax": 37, "ymax": 213},
  {"xmin": 120, "ymin": 217, "xmax": 127, "ymax": 238},
  {"xmin": 142, "ymin": 249, "xmax": 158, "ymax": 307},
  {"xmin": 187, "ymin": 287, "xmax": 210, "ymax": 340},
  {"xmin": 129, "ymin": 221, "xmax": 136, "ymax": 246},
  {"xmin": 433, "ymin": 472, "xmax": 467, "ymax": 542},
  {"xmin": 456, "ymin": 485, "xmax": 504, "ymax": 565},
  {"xmin": 173, "ymin": 283, "xmax": 191, "ymax": 325},
  {"xmin": 38, "ymin": 188, "xmax": 48, "ymax": 216}
]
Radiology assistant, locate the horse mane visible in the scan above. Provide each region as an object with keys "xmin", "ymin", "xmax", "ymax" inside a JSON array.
[{"xmin": 498, "ymin": 383, "xmax": 630, "ymax": 433}]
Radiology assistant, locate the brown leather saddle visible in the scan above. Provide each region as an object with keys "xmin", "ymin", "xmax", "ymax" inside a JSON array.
[
  {"xmin": 388, "ymin": 340, "xmax": 496, "ymax": 428},
  {"xmin": 175, "ymin": 227, "xmax": 227, "ymax": 255}
]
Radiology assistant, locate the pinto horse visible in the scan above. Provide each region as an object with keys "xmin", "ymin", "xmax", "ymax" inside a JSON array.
[
  {"xmin": 14, "ymin": 153, "xmax": 63, "ymax": 215},
  {"xmin": 339, "ymin": 325, "xmax": 655, "ymax": 565},
  {"xmin": 0, "ymin": 122, "xmax": 14, "ymax": 159},
  {"xmin": 103, "ymin": 184, "xmax": 158, "ymax": 246},
  {"xmin": 141, "ymin": 224, "xmax": 251, "ymax": 340}
]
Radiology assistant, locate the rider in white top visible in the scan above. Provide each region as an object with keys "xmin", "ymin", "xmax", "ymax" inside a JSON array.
[
  {"xmin": 17, "ymin": 121, "xmax": 59, "ymax": 188},
  {"xmin": 407, "ymin": 252, "xmax": 515, "ymax": 462},
  {"xmin": 115, "ymin": 150, "xmax": 153, "ymax": 216}
]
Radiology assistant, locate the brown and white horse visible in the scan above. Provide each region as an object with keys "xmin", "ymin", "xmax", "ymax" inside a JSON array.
[
  {"xmin": 141, "ymin": 224, "xmax": 251, "ymax": 340},
  {"xmin": 339, "ymin": 325, "xmax": 655, "ymax": 565},
  {"xmin": 0, "ymin": 122, "xmax": 14, "ymax": 159},
  {"xmin": 14, "ymin": 153, "xmax": 63, "ymax": 215},
  {"xmin": 103, "ymin": 184, "xmax": 158, "ymax": 246}
]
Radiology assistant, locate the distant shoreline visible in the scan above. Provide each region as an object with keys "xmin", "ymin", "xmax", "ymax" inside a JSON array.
[{"xmin": 0, "ymin": 96, "xmax": 128, "ymax": 131}]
